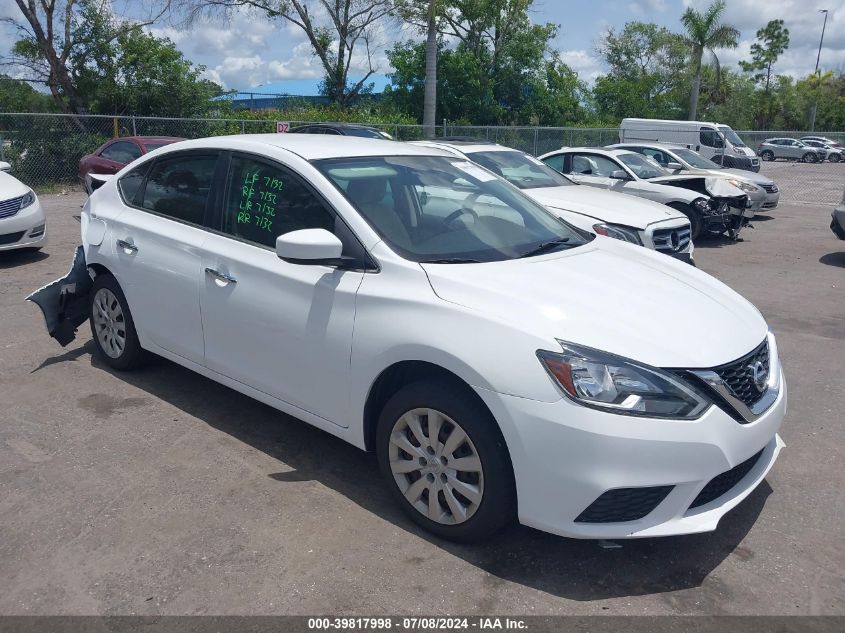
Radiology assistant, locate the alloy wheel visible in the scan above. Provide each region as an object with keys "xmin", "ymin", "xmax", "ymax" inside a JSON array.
[
  {"xmin": 92, "ymin": 287, "xmax": 126, "ymax": 359},
  {"xmin": 388, "ymin": 408, "xmax": 484, "ymax": 525}
]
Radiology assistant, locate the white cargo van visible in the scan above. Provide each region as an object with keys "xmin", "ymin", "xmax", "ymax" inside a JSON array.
[{"xmin": 620, "ymin": 119, "xmax": 760, "ymax": 173}]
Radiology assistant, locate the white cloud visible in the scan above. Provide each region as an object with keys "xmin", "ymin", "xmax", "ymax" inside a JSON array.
[
  {"xmin": 628, "ymin": 0, "xmax": 667, "ymax": 16},
  {"xmin": 558, "ymin": 49, "xmax": 605, "ymax": 83}
]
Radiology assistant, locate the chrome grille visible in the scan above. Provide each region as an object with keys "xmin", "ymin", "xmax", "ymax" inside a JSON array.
[
  {"xmin": 760, "ymin": 184, "xmax": 778, "ymax": 194},
  {"xmin": 713, "ymin": 340, "xmax": 770, "ymax": 408},
  {"xmin": 0, "ymin": 195, "xmax": 24, "ymax": 219},
  {"xmin": 651, "ymin": 225, "xmax": 691, "ymax": 253}
]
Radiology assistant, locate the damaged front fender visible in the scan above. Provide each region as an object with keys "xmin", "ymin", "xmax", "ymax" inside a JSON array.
[{"xmin": 26, "ymin": 245, "xmax": 92, "ymax": 347}]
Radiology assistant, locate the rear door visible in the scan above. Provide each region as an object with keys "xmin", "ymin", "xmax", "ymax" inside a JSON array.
[
  {"xmin": 198, "ymin": 152, "xmax": 365, "ymax": 427},
  {"xmin": 108, "ymin": 151, "xmax": 220, "ymax": 364}
]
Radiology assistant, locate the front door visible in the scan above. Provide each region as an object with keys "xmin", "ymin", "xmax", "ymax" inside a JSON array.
[{"xmin": 199, "ymin": 154, "xmax": 364, "ymax": 427}]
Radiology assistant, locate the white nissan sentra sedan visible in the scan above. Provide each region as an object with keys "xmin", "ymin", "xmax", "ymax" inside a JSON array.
[{"xmin": 29, "ymin": 135, "xmax": 786, "ymax": 543}]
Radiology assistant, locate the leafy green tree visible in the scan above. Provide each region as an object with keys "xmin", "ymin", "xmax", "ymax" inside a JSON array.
[
  {"xmin": 593, "ymin": 22, "xmax": 688, "ymax": 121},
  {"xmin": 0, "ymin": 76, "xmax": 56, "ymax": 112},
  {"xmin": 739, "ymin": 19, "xmax": 789, "ymax": 128},
  {"xmin": 680, "ymin": 0, "xmax": 739, "ymax": 120}
]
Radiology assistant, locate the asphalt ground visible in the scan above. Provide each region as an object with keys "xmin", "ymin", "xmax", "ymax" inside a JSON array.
[{"xmin": 0, "ymin": 190, "xmax": 843, "ymax": 616}]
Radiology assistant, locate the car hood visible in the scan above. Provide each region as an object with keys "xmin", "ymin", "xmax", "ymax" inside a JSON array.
[
  {"xmin": 525, "ymin": 186, "xmax": 685, "ymax": 229},
  {"xmin": 648, "ymin": 174, "xmax": 746, "ymax": 198},
  {"xmin": 421, "ymin": 240, "xmax": 767, "ymax": 369},
  {"xmin": 0, "ymin": 171, "xmax": 30, "ymax": 199},
  {"xmin": 717, "ymin": 168, "xmax": 775, "ymax": 186}
]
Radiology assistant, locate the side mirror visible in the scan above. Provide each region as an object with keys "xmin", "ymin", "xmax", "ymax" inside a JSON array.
[
  {"xmin": 666, "ymin": 162, "xmax": 683, "ymax": 170},
  {"xmin": 276, "ymin": 229, "xmax": 345, "ymax": 266},
  {"xmin": 0, "ymin": 161, "xmax": 11, "ymax": 173},
  {"xmin": 609, "ymin": 169, "xmax": 630, "ymax": 180}
]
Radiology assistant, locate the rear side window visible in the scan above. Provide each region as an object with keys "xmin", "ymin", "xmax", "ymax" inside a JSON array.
[
  {"xmin": 223, "ymin": 156, "xmax": 335, "ymax": 248},
  {"xmin": 101, "ymin": 141, "xmax": 142, "ymax": 163},
  {"xmin": 140, "ymin": 154, "xmax": 218, "ymax": 225}
]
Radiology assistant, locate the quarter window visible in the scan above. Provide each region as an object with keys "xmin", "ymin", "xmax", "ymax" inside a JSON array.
[
  {"xmin": 224, "ymin": 156, "xmax": 335, "ymax": 248},
  {"xmin": 101, "ymin": 141, "xmax": 142, "ymax": 163},
  {"xmin": 140, "ymin": 154, "xmax": 218, "ymax": 225}
]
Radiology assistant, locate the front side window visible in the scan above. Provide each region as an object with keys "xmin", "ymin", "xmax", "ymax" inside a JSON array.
[
  {"xmin": 468, "ymin": 150, "xmax": 574, "ymax": 189},
  {"xmin": 101, "ymin": 141, "xmax": 142, "ymax": 164},
  {"xmin": 639, "ymin": 148, "xmax": 670, "ymax": 166},
  {"xmin": 316, "ymin": 155, "xmax": 589, "ymax": 263},
  {"xmin": 699, "ymin": 128, "xmax": 723, "ymax": 148},
  {"xmin": 224, "ymin": 156, "xmax": 334, "ymax": 248},
  {"xmin": 617, "ymin": 153, "xmax": 670, "ymax": 180},
  {"xmin": 140, "ymin": 154, "xmax": 217, "ymax": 225}
]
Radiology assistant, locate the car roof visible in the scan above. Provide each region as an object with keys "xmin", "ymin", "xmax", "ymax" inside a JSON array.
[
  {"xmin": 116, "ymin": 136, "xmax": 184, "ymax": 143},
  {"xmin": 155, "ymin": 134, "xmax": 454, "ymax": 161},
  {"xmin": 293, "ymin": 123, "xmax": 382, "ymax": 131},
  {"xmin": 549, "ymin": 147, "xmax": 638, "ymax": 158},
  {"xmin": 610, "ymin": 142, "xmax": 689, "ymax": 151}
]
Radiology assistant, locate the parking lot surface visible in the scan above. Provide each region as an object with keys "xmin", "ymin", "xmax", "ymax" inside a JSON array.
[
  {"xmin": 759, "ymin": 161, "xmax": 843, "ymax": 206},
  {"xmin": 1, "ymin": 192, "xmax": 843, "ymax": 616}
]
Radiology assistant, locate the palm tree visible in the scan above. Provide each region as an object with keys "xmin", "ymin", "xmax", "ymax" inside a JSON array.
[{"xmin": 680, "ymin": 0, "xmax": 739, "ymax": 120}]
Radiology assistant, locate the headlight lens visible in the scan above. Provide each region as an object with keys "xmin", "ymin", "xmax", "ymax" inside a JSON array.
[
  {"xmin": 592, "ymin": 223, "xmax": 642, "ymax": 245},
  {"xmin": 692, "ymin": 197, "xmax": 712, "ymax": 213},
  {"xmin": 538, "ymin": 341, "xmax": 710, "ymax": 419},
  {"xmin": 728, "ymin": 179, "xmax": 760, "ymax": 194},
  {"xmin": 19, "ymin": 190, "xmax": 36, "ymax": 209}
]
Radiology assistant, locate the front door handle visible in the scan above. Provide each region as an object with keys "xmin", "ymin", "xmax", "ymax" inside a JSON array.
[
  {"xmin": 205, "ymin": 267, "xmax": 237, "ymax": 284},
  {"xmin": 117, "ymin": 238, "xmax": 138, "ymax": 253}
]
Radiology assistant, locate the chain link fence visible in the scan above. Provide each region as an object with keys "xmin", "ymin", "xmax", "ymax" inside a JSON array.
[{"xmin": 1, "ymin": 113, "xmax": 842, "ymax": 205}]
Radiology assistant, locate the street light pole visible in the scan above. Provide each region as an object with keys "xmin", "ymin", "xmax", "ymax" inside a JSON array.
[{"xmin": 809, "ymin": 9, "xmax": 829, "ymax": 132}]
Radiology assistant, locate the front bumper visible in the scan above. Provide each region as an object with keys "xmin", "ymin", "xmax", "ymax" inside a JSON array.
[
  {"xmin": 831, "ymin": 206, "xmax": 845, "ymax": 240},
  {"xmin": 476, "ymin": 369, "xmax": 786, "ymax": 539},
  {"xmin": 0, "ymin": 197, "xmax": 47, "ymax": 251}
]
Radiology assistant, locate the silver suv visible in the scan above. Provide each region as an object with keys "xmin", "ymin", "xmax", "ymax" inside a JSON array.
[
  {"xmin": 758, "ymin": 138, "xmax": 826, "ymax": 163},
  {"xmin": 800, "ymin": 139, "xmax": 843, "ymax": 163}
]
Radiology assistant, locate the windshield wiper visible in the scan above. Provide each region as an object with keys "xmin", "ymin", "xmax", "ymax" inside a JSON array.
[
  {"xmin": 518, "ymin": 237, "xmax": 571, "ymax": 258},
  {"xmin": 420, "ymin": 257, "xmax": 483, "ymax": 264}
]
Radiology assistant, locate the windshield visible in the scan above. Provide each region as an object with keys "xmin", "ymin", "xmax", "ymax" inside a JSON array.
[
  {"xmin": 468, "ymin": 150, "xmax": 575, "ymax": 189},
  {"xmin": 316, "ymin": 155, "xmax": 588, "ymax": 263},
  {"xmin": 718, "ymin": 126, "xmax": 746, "ymax": 148},
  {"xmin": 671, "ymin": 148, "xmax": 721, "ymax": 169},
  {"xmin": 617, "ymin": 153, "xmax": 670, "ymax": 179}
]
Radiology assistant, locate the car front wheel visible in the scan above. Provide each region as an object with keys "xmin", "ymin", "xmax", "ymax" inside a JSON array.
[
  {"xmin": 760, "ymin": 150, "xmax": 774, "ymax": 161},
  {"xmin": 376, "ymin": 379, "xmax": 516, "ymax": 542},
  {"xmin": 829, "ymin": 153, "xmax": 841, "ymax": 163},
  {"xmin": 89, "ymin": 274, "xmax": 144, "ymax": 370},
  {"xmin": 802, "ymin": 152, "xmax": 818, "ymax": 163}
]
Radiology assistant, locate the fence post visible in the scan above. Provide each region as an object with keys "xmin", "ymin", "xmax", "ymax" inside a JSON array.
[
  {"xmin": 131, "ymin": 116, "xmax": 137, "ymax": 136},
  {"xmin": 0, "ymin": 135, "xmax": 4, "ymax": 161},
  {"xmin": 533, "ymin": 127, "xmax": 538, "ymax": 156},
  {"xmin": 241, "ymin": 121, "xmax": 245, "ymax": 134}
]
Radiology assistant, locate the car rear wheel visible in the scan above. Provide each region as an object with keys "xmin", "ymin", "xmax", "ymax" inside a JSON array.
[
  {"xmin": 89, "ymin": 274, "xmax": 144, "ymax": 370},
  {"xmin": 760, "ymin": 150, "xmax": 774, "ymax": 161},
  {"xmin": 376, "ymin": 379, "xmax": 516, "ymax": 542},
  {"xmin": 802, "ymin": 152, "xmax": 818, "ymax": 163}
]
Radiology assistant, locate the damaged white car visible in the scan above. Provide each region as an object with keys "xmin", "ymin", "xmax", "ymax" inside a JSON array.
[{"xmin": 540, "ymin": 147, "xmax": 752, "ymax": 240}]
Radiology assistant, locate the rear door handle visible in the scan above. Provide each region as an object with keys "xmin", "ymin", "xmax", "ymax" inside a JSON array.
[
  {"xmin": 205, "ymin": 267, "xmax": 237, "ymax": 284},
  {"xmin": 117, "ymin": 239, "xmax": 138, "ymax": 253}
]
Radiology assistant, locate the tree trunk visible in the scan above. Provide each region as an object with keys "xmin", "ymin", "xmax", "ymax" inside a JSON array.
[
  {"xmin": 422, "ymin": 0, "xmax": 437, "ymax": 138},
  {"xmin": 688, "ymin": 53, "xmax": 702, "ymax": 120}
]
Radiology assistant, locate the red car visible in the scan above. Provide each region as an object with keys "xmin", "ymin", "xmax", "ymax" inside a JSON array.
[{"xmin": 78, "ymin": 136, "xmax": 184, "ymax": 181}]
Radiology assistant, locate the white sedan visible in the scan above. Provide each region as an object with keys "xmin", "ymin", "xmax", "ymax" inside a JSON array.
[
  {"xmin": 30, "ymin": 135, "xmax": 785, "ymax": 542},
  {"xmin": 412, "ymin": 140, "xmax": 693, "ymax": 262},
  {"xmin": 0, "ymin": 163, "xmax": 47, "ymax": 252}
]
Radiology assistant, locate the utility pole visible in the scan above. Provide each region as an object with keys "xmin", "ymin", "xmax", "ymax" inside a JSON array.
[{"xmin": 809, "ymin": 9, "xmax": 829, "ymax": 132}]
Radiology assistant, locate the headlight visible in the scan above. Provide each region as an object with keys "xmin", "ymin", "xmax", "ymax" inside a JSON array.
[
  {"xmin": 692, "ymin": 197, "xmax": 712, "ymax": 213},
  {"xmin": 728, "ymin": 179, "xmax": 760, "ymax": 194},
  {"xmin": 592, "ymin": 223, "xmax": 642, "ymax": 245},
  {"xmin": 20, "ymin": 190, "xmax": 36, "ymax": 209},
  {"xmin": 537, "ymin": 341, "xmax": 710, "ymax": 419}
]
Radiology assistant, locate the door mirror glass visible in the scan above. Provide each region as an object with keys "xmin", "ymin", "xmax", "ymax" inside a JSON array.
[
  {"xmin": 610, "ymin": 169, "xmax": 630, "ymax": 180},
  {"xmin": 276, "ymin": 228, "xmax": 344, "ymax": 265},
  {"xmin": 666, "ymin": 162, "xmax": 683, "ymax": 170}
]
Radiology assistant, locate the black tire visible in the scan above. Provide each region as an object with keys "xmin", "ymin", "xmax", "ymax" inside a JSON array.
[
  {"xmin": 760, "ymin": 150, "xmax": 774, "ymax": 161},
  {"xmin": 375, "ymin": 379, "xmax": 516, "ymax": 543},
  {"xmin": 829, "ymin": 153, "xmax": 841, "ymax": 163},
  {"xmin": 802, "ymin": 152, "xmax": 818, "ymax": 164},
  {"xmin": 669, "ymin": 202, "xmax": 703, "ymax": 241},
  {"xmin": 89, "ymin": 273, "xmax": 144, "ymax": 370}
]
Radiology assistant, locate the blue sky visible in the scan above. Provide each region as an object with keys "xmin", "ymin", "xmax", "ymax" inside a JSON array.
[{"xmin": 1, "ymin": 0, "xmax": 843, "ymax": 96}]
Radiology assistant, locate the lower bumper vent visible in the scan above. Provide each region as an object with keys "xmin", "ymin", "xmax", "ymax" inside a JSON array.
[
  {"xmin": 575, "ymin": 485, "xmax": 673, "ymax": 523},
  {"xmin": 689, "ymin": 449, "xmax": 764, "ymax": 509}
]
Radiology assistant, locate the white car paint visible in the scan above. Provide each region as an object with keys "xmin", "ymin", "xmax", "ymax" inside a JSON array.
[
  {"xmin": 0, "ymin": 170, "xmax": 47, "ymax": 251},
  {"xmin": 68, "ymin": 134, "xmax": 784, "ymax": 540},
  {"xmin": 412, "ymin": 141, "xmax": 693, "ymax": 258}
]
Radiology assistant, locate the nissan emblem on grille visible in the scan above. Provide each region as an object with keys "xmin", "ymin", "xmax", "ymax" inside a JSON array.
[{"xmin": 749, "ymin": 360, "xmax": 768, "ymax": 392}]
